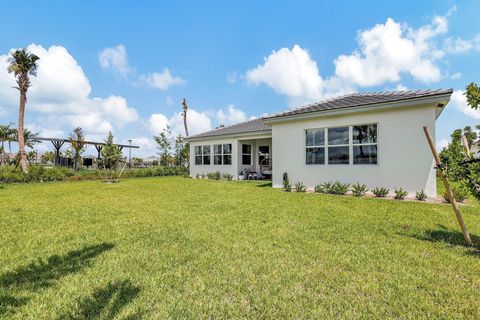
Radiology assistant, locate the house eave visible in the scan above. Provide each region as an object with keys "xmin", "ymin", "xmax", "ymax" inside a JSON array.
[
  {"xmin": 186, "ymin": 129, "xmax": 272, "ymax": 142},
  {"xmin": 263, "ymin": 93, "xmax": 452, "ymax": 125}
]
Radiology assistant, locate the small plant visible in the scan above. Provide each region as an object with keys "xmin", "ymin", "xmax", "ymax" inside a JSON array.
[
  {"xmin": 200, "ymin": 172, "xmax": 206, "ymax": 179},
  {"xmin": 317, "ymin": 181, "xmax": 333, "ymax": 194},
  {"xmin": 207, "ymin": 171, "xmax": 222, "ymax": 180},
  {"xmin": 314, "ymin": 183, "xmax": 323, "ymax": 193},
  {"xmin": 443, "ymin": 186, "xmax": 468, "ymax": 203},
  {"xmin": 283, "ymin": 178, "xmax": 292, "ymax": 192},
  {"xmin": 372, "ymin": 187, "xmax": 389, "ymax": 197},
  {"xmin": 294, "ymin": 181, "xmax": 307, "ymax": 192},
  {"xmin": 221, "ymin": 173, "xmax": 233, "ymax": 181},
  {"xmin": 195, "ymin": 173, "xmax": 200, "ymax": 179},
  {"xmin": 351, "ymin": 183, "xmax": 368, "ymax": 197},
  {"xmin": 415, "ymin": 190, "xmax": 427, "ymax": 201},
  {"xmin": 394, "ymin": 188, "xmax": 408, "ymax": 200},
  {"xmin": 331, "ymin": 181, "xmax": 350, "ymax": 195}
]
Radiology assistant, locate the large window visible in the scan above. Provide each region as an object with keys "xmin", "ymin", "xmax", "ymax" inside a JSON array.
[
  {"xmin": 305, "ymin": 123, "xmax": 378, "ymax": 165},
  {"xmin": 328, "ymin": 127, "xmax": 349, "ymax": 164},
  {"xmin": 353, "ymin": 124, "xmax": 377, "ymax": 164},
  {"xmin": 242, "ymin": 144, "xmax": 252, "ymax": 165},
  {"xmin": 213, "ymin": 144, "xmax": 232, "ymax": 165},
  {"xmin": 305, "ymin": 129, "xmax": 325, "ymax": 164},
  {"xmin": 195, "ymin": 145, "xmax": 211, "ymax": 165}
]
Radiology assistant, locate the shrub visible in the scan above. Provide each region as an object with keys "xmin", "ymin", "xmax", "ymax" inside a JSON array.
[
  {"xmin": 314, "ymin": 181, "xmax": 333, "ymax": 194},
  {"xmin": 394, "ymin": 188, "xmax": 408, "ymax": 200},
  {"xmin": 221, "ymin": 173, "xmax": 233, "ymax": 181},
  {"xmin": 201, "ymin": 173, "xmax": 206, "ymax": 179},
  {"xmin": 294, "ymin": 181, "xmax": 307, "ymax": 192},
  {"xmin": 195, "ymin": 173, "xmax": 200, "ymax": 179},
  {"xmin": 443, "ymin": 186, "xmax": 468, "ymax": 203},
  {"xmin": 283, "ymin": 178, "xmax": 291, "ymax": 192},
  {"xmin": 415, "ymin": 190, "xmax": 427, "ymax": 201},
  {"xmin": 207, "ymin": 171, "xmax": 222, "ymax": 180},
  {"xmin": 331, "ymin": 181, "xmax": 350, "ymax": 195},
  {"xmin": 372, "ymin": 187, "xmax": 389, "ymax": 197},
  {"xmin": 314, "ymin": 183, "xmax": 323, "ymax": 193},
  {"xmin": 351, "ymin": 183, "xmax": 368, "ymax": 197}
]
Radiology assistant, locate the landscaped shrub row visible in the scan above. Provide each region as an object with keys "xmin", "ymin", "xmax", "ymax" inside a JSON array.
[
  {"xmin": 282, "ymin": 179, "xmax": 464, "ymax": 202},
  {"xmin": 0, "ymin": 165, "xmax": 188, "ymax": 183},
  {"xmin": 195, "ymin": 171, "xmax": 233, "ymax": 181}
]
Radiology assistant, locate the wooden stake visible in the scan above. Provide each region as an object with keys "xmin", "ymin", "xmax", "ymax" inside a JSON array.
[
  {"xmin": 423, "ymin": 126, "xmax": 472, "ymax": 245},
  {"xmin": 461, "ymin": 135, "xmax": 472, "ymax": 158}
]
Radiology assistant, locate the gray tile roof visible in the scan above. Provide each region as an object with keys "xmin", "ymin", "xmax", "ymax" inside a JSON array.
[
  {"xmin": 188, "ymin": 89, "xmax": 452, "ymax": 140},
  {"xmin": 188, "ymin": 118, "xmax": 271, "ymax": 139},
  {"xmin": 264, "ymin": 88, "xmax": 453, "ymax": 120}
]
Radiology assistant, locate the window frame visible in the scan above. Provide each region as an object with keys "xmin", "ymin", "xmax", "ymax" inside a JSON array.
[
  {"xmin": 194, "ymin": 145, "xmax": 212, "ymax": 165},
  {"xmin": 213, "ymin": 143, "xmax": 232, "ymax": 165},
  {"xmin": 304, "ymin": 122, "xmax": 379, "ymax": 166},
  {"xmin": 242, "ymin": 144, "xmax": 252, "ymax": 165},
  {"xmin": 305, "ymin": 128, "xmax": 325, "ymax": 165}
]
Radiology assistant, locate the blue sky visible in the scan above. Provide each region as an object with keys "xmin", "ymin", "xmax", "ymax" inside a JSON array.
[{"xmin": 0, "ymin": 0, "xmax": 479, "ymax": 156}]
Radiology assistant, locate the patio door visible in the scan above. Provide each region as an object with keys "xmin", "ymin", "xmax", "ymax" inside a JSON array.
[{"xmin": 259, "ymin": 146, "xmax": 269, "ymax": 165}]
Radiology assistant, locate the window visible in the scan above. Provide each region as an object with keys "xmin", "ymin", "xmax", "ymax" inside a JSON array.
[
  {"xmin": 259, "ymin": 146, "xmax": 270, "ymax": 165},
  {"xmin": 353, "ymin": 124, "xmax": 377, "ymax": 164},
  {"xmin": 213, "ymin": 144, "xmax": 232, "ymax": 165},
  {"xmin": 305, "ymin": 129, "xmax": 325, "ymax": 164},
  {"xmin": 242, "ymin": 144, "xmax": 252, "ymax": 165},
  {"xmin": 328, "ymin": 127, "xmax": 349, "ymax": 164},
  {"xmin": 195, "ymin": 145, "xmax": 211, "ymax": 165},
  {"xmin": 304, "ymin": 123, "xmax": 378, "ymax": 165}
]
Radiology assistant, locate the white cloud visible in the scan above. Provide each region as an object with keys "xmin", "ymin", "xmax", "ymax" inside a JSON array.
[
  {"xmin": 147, "ymin": 109, "xmax": 212, "ymax": 136},
  {"xmin": 443, "ymin": 34, "xmax": 480, "ymax": 54},
  {"xmin": 98, "ymin": 45, "xmax": 185, "ymax": 91},
  {"xmin": 140, "ymin": 69, "xmax": 185, "ymax": 90},
  {"xmin": 216, "ymin": 104, "xmax": 247, "ymax": 126},
  {"xmin": 0, "ymin": 44, "xmax": 139, "ymax": 137},
  {"xmin": 450, "ymin": 72, "xmax": 462, "ymax": 80},
  {"xmin": 449, "ymin": 90, "xmax": 480, "ymax": 120},
  {"xmin": 98, "ymin": 45, "xmax": 132, "ymax": 77},
  {"xmin": 335, "ymin": 16, "xmax": 447, "ymax": 87}
]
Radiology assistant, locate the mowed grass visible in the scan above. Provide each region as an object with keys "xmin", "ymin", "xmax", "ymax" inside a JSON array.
[{"xmin": 0, "ymin": 177, "xmax": 479, "ymax": 319}]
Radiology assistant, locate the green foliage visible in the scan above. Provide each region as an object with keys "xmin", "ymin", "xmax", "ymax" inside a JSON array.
[
  {"xmin": 415, "ymin": 190, "xmax": 428, "ymax": 201},
  {"xmin": 154, "ymin": 128, "xmax": 172, "ymax": 167},
  {"xmin": 394, "ymin": 188, "xmax": 408, "ymax": 200},
  {"xmin": 465, "ymin": 82, "xmax": 480, "ymax": 110},
  {"xmin": 207, "ymin": 171, "xmax": 222, "ymax": 180},
  {"xmin": 442, "ymin": 186, "xmax": 468, "ymax": 203},
  {"xmin": 314, "ymin": 183, "xmax": 323, "ymax": 193},
  {"xmin": 351, "ymin": 183, "xmax": 368, "ymax": 197},
  {"xmin": 100, "ymin": 132, "xmax": 122, "ymax": 170},
  {"xmin": 330, "ymin": 181, "xmax": 350, "ymax": 195},
  {"xmin": 68, "ymin": 127, "xmax": 86, "ymax": 170},
  {"xmin": 283, "ymin": 178, "xmax": 291, "ymax": 192},
  {"xmin": 294, "ymin": 181, "xmax": 307, "ymax": 192},
  {"xmin": 372, "ymin": 187, "xmax": 389, "ymax": 197},
  {"xmin": 221, "ymin": 173, "xmax": 233, "ymax": 181},
  {"xmin": 174, "ymin": 135, "xmax": 189, "ymax": 167},
  {"xmin": 316, "ymin": 181, "xmax": 333, "ymax": 194}
]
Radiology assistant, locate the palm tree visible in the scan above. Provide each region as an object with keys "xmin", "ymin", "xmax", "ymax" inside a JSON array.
[
  {"xmin": 7, "ymin": 49, "xmax": 40, "ymax": 173},
  {"xmin": 6, "ymin": 125, "xmax": 17, "ymax": 154},
  {"xmin": 23, "ymin": 129, "xmax": 39, "ymax": 149}
]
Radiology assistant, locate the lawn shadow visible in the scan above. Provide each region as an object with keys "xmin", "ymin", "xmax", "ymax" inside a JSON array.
[
  {"xmin": 60, "ymin": 279, "xmax": 140, "ymax": 320},
  {"xmin": 408, "ymin": 224, "xmax": 480, "ymax": 255},
  {"xmin": 0, "ymin": 243, "xmax": 114, "ymax": 291},
  {"xmin": 256, "ymin": 182, "xmax": 272, "ymax": 188},
  {"xmin": 0, "ymin": 294, "xmax": 28, "ymax": 316}
]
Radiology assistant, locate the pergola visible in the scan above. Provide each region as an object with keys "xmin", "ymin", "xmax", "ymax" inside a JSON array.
[{"xmin": 36, "ymin": 137, "xmax": 139, "ymax": 165}]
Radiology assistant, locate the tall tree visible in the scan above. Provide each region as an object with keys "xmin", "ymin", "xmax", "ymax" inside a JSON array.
[
  {"xmin": 154, "ymin": 127, "xmax": 172, "ymax": 166},
  {"xmin": 182, "ymin": 98, "xmax": 189, "ymax": 137},
  {"xmin": 7, "ymin": 49, "xmax": 40, "ymax": 173},
  {"xmin": 101, "ymin": 132, "xmax": 122, "ymax": 169},
  {"xmin": 68, "ymin": 127, "xmax": 86, "ymax": 170},
  {"xmin": 22, "ymin": 128, "xmax": 39, "ymax": 149}
]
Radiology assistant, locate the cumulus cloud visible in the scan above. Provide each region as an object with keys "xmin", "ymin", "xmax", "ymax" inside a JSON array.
[
  {"xmin": 147, "ymin": 109, "xmax": 212, "ymax": 136},
  {"xmin": 140, "ymin": 69, "xmax": 185, "ymax": 90},
  {"xmin": 98, "ymin": 44, "xmax": 132, "ymax": 77},
  {"xmin": 98, "ymin": 45, "xmax": 185, "ymax": 91},
  {"xmin": 0, "ymin": 44, "xmax": 139, "ymax": 137},
  {"xmin": 216, "ymin": 105, "xmax": 247, "ymax": 126},
  {"xmin": 443, "ymin": 34, "xmax": 480, "ymax": 54},
  {"xmin": 449, "ymin": 90, "xmax": 480, "ymax": 120},
  {"xmin": 335, "ymin": 16, "xmax": 447, "ymax": 86}
]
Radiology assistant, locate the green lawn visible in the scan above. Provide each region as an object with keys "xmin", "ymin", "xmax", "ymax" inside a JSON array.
[{"xmin": 1, "ymin": 177, "xmax": 479, "ymax": 319}]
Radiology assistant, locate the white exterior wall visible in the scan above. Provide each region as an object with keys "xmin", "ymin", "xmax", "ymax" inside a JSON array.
[
  {"xmin": 189, "ymin": 138, "xmax": 239, "ymax": 178},
  {"xmin": 271, "ymin": 105, "xmax": 438, "ymax": 197}
]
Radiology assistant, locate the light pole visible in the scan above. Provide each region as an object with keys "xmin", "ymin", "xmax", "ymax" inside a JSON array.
[{"xmin": 128, "ymin": 139, "xmax": 132, "ymax": 168}]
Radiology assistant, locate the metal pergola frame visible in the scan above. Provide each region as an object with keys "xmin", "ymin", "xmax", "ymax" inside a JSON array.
[{"xmin": 35, "ymin": 137, "xmax": 139, "ymax": 165}]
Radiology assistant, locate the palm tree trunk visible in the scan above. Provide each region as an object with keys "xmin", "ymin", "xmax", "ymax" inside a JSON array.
[{"xmin": 18, "ymin": 91, "xmax": 28, "ymax": 173}]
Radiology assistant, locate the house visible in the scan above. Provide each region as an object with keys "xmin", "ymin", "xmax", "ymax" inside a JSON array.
[{"xmin": 187, "ymin": 89, "xmax": 453, "ymax": 197}]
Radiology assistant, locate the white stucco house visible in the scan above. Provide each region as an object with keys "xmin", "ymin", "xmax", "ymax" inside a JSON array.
[{"xmin": 187, "ymin": 89, "xmax": 453, "ymax": 197}]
